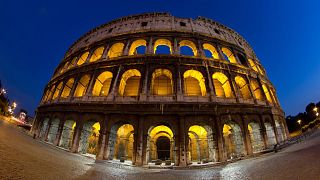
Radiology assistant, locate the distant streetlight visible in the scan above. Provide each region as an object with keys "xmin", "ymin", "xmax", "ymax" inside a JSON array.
[
  {"xmin": 0, "ymin": 88, "xmax": 6, "ymax": 95},
  {"xmin": 313, "ymin": 107, "xmax": 318, "ymax": 112},
  {"xmin": 297, "ymin": 119, "xmax": 302, "ymax": 125}
]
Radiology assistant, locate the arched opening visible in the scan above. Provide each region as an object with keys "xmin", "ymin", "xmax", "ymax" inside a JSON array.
[
  {"xmin": 250, "ymin": 79, "xmax": 264, "ymax": 100},
  {"xmin": 188, "ymin": 125, "xmax": 216, "ymax": 164},
  {"xmin": 264, "ymin": 122, "xmax": 277, "ymax": 147},
  {"xmin": 183, "ymin": 70, "xmax": 206, "ymax": 96},
  {"xmin": 203, "ymin": 43, "xmax": 219, "ymax": 59},
  {"xmin": 47, "ymin": 118, "xmax": 60, "ymax": 144},
  {"xmin": 89, "ymin": 46, "xmax": 105, "ymax": 62},
  {"xmin": 39, "ymin": 118, "xmax": 50, "ymax": 140},
  {"xmin": 179, "ymin": 40, "xmax": 198, "ymax": 56},
  {"xmin": 151, "ymin": 69, "xmax": 173, "ymax": 96},
  {"xmin": 235, "ymin": 76, "xmax": 252, "ymax": 99},
  {"xmin": 45, "ymin": 85, "xmax": 56, "ymax": 102},
  {"xmin": 129, "ymin": 39, "xmax": 147, "ymax": 55},
  {"xmin": 223, "ymin": 123, "xmax": 245, "ymax": 159},
  {"xmin": 74, "ymin": 75, "xmax": 90, "ymax": 97},
  {"xmin": 118, "ymin": 69, "xmax": 141, "ymax": 96},
  {"xmin": 61, "ymin": 78, "xmax": 74, "ymax": 98},
  {"xmin": 77, "ymin": 52, "xmax": 89, "ymax": 66},
  {"xmin": 221, "ymin": 47, "xmax": 237, "ymax": 64},
  {"xmin": 237, "ymin": 54, "xmax": 248, "ymax": 67},
  {"xmin": 270, "ymin": 89, "xmax": 279, "ymax": 105},
  {"xmin": 60, "ymin": 62, "xmax": 69, "ymax": 74},
  {"xmin": 212, "ymin": 72, "xmax": 233, "ymax": 98},
  {"xmin": 147, "ymin": 125, "xmax": 174, "ymax": 164},
  {"xmin": 52, "ymin": 82, "xmax": 63, "ymax": 100},
  {"xmin": 79, "ymin": 122, "xmax": 100, "ymax": 155},
  {"xmin": 248, "ymin": 122, "xmax": 264, "ymax": 153},
  {"xmin": 248, "ymin": 59, "xmax": 259, "ymax": 72},
  {"xmin": 154, "ymin": 39, "xmax": 172, "ymax": 55},
  {"xmin": 92, "ymin": 71, "xmax": 113, "ymax": 96},
  {"xmin": 59, "ymin": 120, "xmax": 76, "ymax": 150},
  {"xmin": 68, "ymin": 57, "xmax": 77, "ymax": 69},
  {"xmin": 107, "ymin": 43, "xmax": 124, "ymax": 58},
  {"xmin": 275, "ymin": 120, "xmax": 286, "ymax": 142},
  {"xmin": 262, "ymin": 84, "xmax": 273, "ymax": 103}
]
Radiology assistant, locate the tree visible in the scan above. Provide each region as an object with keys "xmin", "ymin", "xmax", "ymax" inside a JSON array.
[{"xmin": 305, "ymin": 103, "xmax": 316, "ymax": 123}]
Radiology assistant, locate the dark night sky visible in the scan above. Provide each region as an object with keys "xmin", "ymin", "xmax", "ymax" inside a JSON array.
[{"xmin": 0, "ymin": 0, "xmax": 319, "ymax": 116}]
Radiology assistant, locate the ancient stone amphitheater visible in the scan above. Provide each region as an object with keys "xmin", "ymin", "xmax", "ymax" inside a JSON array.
[{"xmin": 31, "ymin": 13, "xmax": 288, "ymax": 167}]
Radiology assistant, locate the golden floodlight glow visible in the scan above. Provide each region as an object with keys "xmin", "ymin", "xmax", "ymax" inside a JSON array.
[
  {"xmin": 154, "ymin": 39, "xmax": 172, "ymax": 54},
  {"xmin": 183, "ymin": 70, "xmax": 206, "ymax": 96},
  {"xmin": 107, "ymin": 43, "xmax": 124, "ymax": 58},
  {"xmin": 179, "ymin": 40, "xmax": 198, "ymax": 56},
  {"xmin": 92, "ymin": 71, "xmax": 113, "ymax": 96},
  {"xmin": 203, "ymin": 43, "xmax": 219, "ymax": 59},
  {"xmin": 118, "ymin": 69, "xmax": 141, "ymax": 96},
  {"xmin": 90, "ymin": 46, "xmax": 105, "ymax": 62},
  {"xmin": 223, "ymin": 124, "xmax": 232, "ymax": 136},
  {"xmin": 129, "ymin": 39, "xmax": 147, "ymax": 55},
  {"xmin": 221, "ymin": 47, "xmax": 237, "ymax": 64},
  {"xmin": 77, "ymin": 52, "xmax": 89, "ymax": 66}
]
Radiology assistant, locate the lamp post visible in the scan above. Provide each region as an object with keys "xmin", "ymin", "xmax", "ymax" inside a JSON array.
[
  {"xmin": 297, "ymin": 119, "xmax": 302, "ymax": 132},
  {"xmin": 0, "ymin": 88, "xmax": 6, "ymax": 95},
  {"xmin": 313, "ymin": 107, "xmax": 319, "ymax": 117}
]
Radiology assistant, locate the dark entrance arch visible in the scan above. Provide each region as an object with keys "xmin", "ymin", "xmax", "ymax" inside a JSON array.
[{"xmin": 156, "ymin": 136, "xmax": 170, "ymax": 160}]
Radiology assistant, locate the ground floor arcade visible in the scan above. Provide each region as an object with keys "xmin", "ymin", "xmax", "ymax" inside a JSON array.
[{"xmin": 31, "ymin": 112, "xmax": 288, "ymax": 166}]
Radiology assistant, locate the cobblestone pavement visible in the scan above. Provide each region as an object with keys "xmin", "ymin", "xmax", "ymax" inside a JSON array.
[{"xmin": 0, "ymin": 120, "xmax": 319, "ymax": 180}]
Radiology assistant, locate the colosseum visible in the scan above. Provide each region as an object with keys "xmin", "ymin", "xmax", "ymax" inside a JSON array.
[{"xmin": 31, "ymin": 12, "xmax": 289, "ymax": 167}]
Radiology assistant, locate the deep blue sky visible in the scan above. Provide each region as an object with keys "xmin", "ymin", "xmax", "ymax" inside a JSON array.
[{"xmin": 1, "ymin": 0, "xmax": 320, "ymax": 116}]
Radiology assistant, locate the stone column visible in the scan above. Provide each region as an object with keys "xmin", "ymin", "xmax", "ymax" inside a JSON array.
[
  {"xmin": 135, "ymin": 116, "xmax": 145, "ymax": 166},
  {"xmin": 85, "ymin": 72, "xmax": 97, "ymax": 96},
  {"xmin": 96, "ymin": 116, "xmax": 108, "ymax": 160},
  {"xmin": 178, "ymin": 115, "xmax": 187, "ymax": 167},
  {"xmin": 215, "ymin": 115, "xmax": 227, "ymax": 162},
  {"xmin": 53, "ymin": 118, "xmax": 65, "ymax": 146},
  {"xmin": 146, "ymin": 37, "xmax": 154, "ymax": 54},
  {"xmin": 176, "ymin": 64, "xmax": 184, "ymax": 101},
  {"xmin": 56, "ymin": 81, "xmax": 66, "ymax": 102},
  {"xmin": 245, "ymin": 75, "xmax": 258, "ymax": 104},
  {"xmin": 197, "ymin": 40, "xmax": 205, "ymax": 58},
  {"xmin": 241, "ymin": 115, "xmax": 253, "ymax": 155},
  {"xmin": 258, "ymin": 114, "xmax": 268, "ymax": 149},
  {"xmin": 123, "ymin": 40, "xmax": 132, "ymax": 56},
  {"xmin": 139, "ymin": 64, "xmax": 149, "ymax": 101},
  {"xmin": 270, "ymin": 115, "xmax": 280, "ymax": 144},
  {"xmin": 101, "ymin": 44, "xmax": 110, "ymax": 60},
  {"xmin": 257, "ymin": 77, "xmax": 270, "ymax": 105},
  {"xmin": 216, "ymin": 45, "xmax": 225, "ymax": 61},
  {"xmin": 69, "ymin": 76, "xmax": 80, "ymax": 99},
  {"xmin": 205, "ymin": 62, "xmax": 216, "ymax": 100},
  {"xmin": 107, "ymin": 65, "xmax": 122, "ymax": 101},
  {"xmin": 173, "ymin": 38, "xmax": 180, "ymax": 55},
  {"xmin": 71, "ymin": 119, "xmax": 83, "ymax": 153},
  {"xmin": 174, "ymin": 135, "xmax": 179, "ymax": 166},
  {"xmin": 228, "ymin": 73, "xmax": 240, "ymax": 102}
]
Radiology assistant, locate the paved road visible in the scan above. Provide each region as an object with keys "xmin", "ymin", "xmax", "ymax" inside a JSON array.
[{"xmin": 0, "ymin": 120, "xmax": 319, "ymax": 180}]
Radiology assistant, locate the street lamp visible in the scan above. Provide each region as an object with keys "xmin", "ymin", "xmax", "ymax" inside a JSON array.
[{"xmin": 0, "ymin": 88, "xmax": 6, "ymax": 95}]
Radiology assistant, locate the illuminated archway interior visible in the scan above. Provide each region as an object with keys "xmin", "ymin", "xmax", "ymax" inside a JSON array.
[
  {"xmin": 151, "ymin": 69, "xmax": 173, "ymax": 95},
  {"xmin": 262, "ymin": 84, "xmax": 273, "ymax": 103},
  {"xmin": 113, "ymin": 124, "xmax": 134, "ymax": 161},
  {"xmin": 92, "ymin": 71, "xmax": 113, "ymax": 96},
  {"xmin": 118, "ymin": 69, "xmax": 141, "ymax": 96},
  {"xmin": 183, "ymin": 70, "xmax": 206, "ymax": 96},
  {"xmin": 74, "ymin": 75, "xmax": 90, "ymax": 97},
  {"xmin": 77, "ymin": 52, "xmax": 89, "ymax": 66},
  {"xmin": 223, "ymin": 123, "xmax": 245, "ymax": 159},
  {"xmin": 52, "ymin": 82, "xmax": 63, "ymax": 100},
  {"xmin": 147, "ymin": 125, "xmax": 174, "ymax": 162},
  {"xmin": 212, "ymin": 72, "xmax": 233, "ymax": 98},
  {"xmin": 107, "ymin": 43, "xmax": 124, "ymax": 58},
  {"xmin": 250, "ymin": 79, "xmax": 263, "ymax": 101},
  {"xmin": 90, "ymin": 46, "xmax": 105, "ymax": 62},
  {"xmin": 235, "ymin": 76, "xmax": 252, "ymax": 99},
  {"xmin": 188, "ymin": 125, "xmax": 216, "ymax": 163}
]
